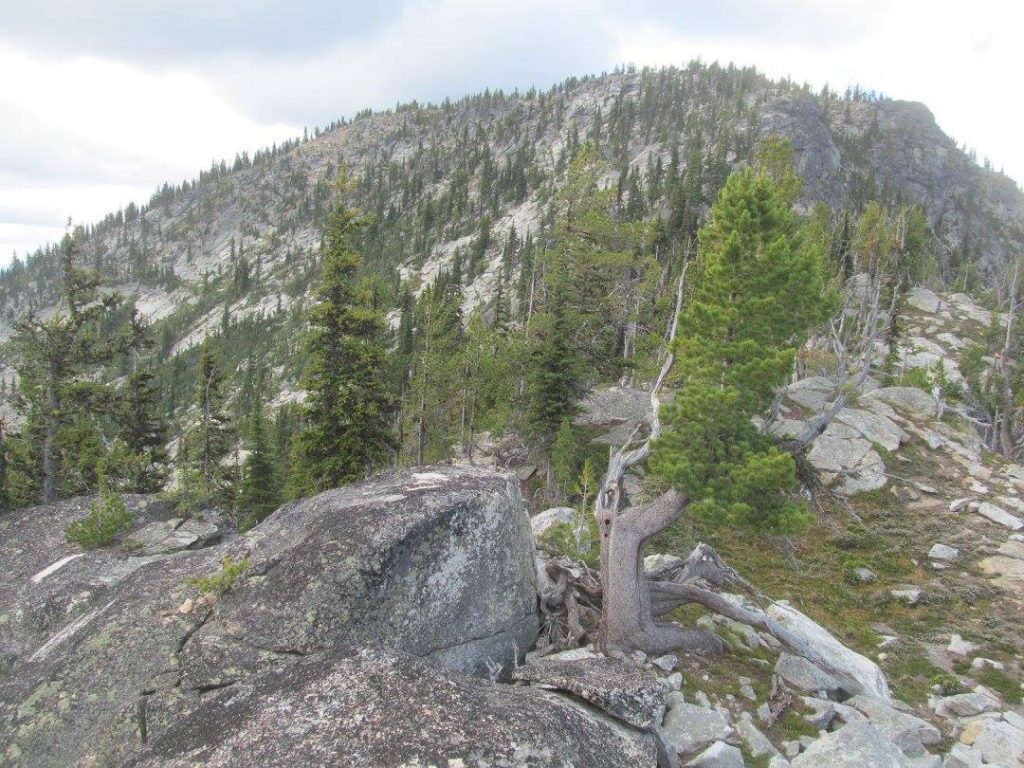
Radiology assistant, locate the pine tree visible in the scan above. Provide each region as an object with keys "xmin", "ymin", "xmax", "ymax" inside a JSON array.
[
  {"xmin": 292, "ymin": 190, "xmax": 396, "ymax": 493},
  {"xmin": 236, "ymin": 385, "xmax": 280, "ymax": 530},
  {"xmin": 650, "ymin": 165, "xmax": 832, "ymax": 532},
  {"xmin": 12, "ymin": 231, "xmax": 124, "ymax": 503},
  {"xmin": 523, "ymin": 287, "xmax": 587, "ymax": 458},
  {"xmin": 182, "ymin": 339, "xmax": 235, "ymax": 508},
  {"xmin": 111, "ymin": 308, "xmax": 168, "ymax": 492}
]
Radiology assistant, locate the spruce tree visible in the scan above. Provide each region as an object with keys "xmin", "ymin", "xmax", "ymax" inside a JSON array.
[
  {"xmin": 650, "ymin": 166, "xmax": 832, "ymax": 532},
  {"xmin": 292, "ymin": 191, "xmax": 396, "ymax": 493},
  {"xmin": 237, "ymin": 388, "xmax": 280, "ymax": 530}
]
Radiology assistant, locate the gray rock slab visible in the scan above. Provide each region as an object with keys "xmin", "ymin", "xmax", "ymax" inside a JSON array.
[
  {"xmin": 767, "ymin": 601, "xmax": 892, "ymax": 702},
  {"xmin": 776, "ymin": 652, "xmax": 846, "ymax": 697},
  {"xmin": 0, "ymin": 467, "xmax": 541, "ymax": 767},
  {"xmin": 124, "ymin": 647, "xmax": 659, "ymax": 767},
  {"xmin": 974, "ymin": 502, "xmax": 1024, "ymax": 531},
  {"xmin": 972, "ymin": 720, "xmax": 1024, "ymax": 765},
  {"xmin": 791, "ymin": 721, "xmax": 909, "ymax": 767},
  {"xmin": 862, "ymin": 387, "xmax": 938, "ymax": 421},
  {"xmin": 664, "ymin": 700, "xmax": 733, "ymax": 756},
  {"xmin": 846, "ymin": 694, "xmax": 942, "ymax": 756},
  {"xmin": 512, "ymin": 656, "xmax": 667, "ymax": 729}
]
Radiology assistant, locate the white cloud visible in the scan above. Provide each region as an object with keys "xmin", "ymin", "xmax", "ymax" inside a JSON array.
[
  {"xmin": 1, "ymin": 1, "xmax": 1020, "ymax": 269},
  {"xmin": 0, "ymin": 44, "xmax": 299, "ymax": 265}
]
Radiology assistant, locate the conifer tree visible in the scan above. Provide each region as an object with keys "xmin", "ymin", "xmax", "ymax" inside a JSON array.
[
  {"xmin": 292, "ymin": 190, "xmax": 396, "ymax": 493},
  {"xmin": 237, "ymin": 383, "xmax": 280, "ymax": 529},
  {"xmin": 110, "ymin": 308, "xmax": 168, "ymax": 492},
  {"xmin": 12, "ymin": 231, "xmax": 123, "ymax": 503},
  {"xmin": 650, "ymin": 165, "xmax": 832, "ymax": 532},
  {"xmin": 182, "ymin": 339, "xmax": 235, "ymax": 507}
]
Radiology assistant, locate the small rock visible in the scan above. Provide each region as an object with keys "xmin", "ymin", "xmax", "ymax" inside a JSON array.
[
  {"xmin": 757, "ymin": 703, "xmax": 772, "ymax": 723},
  {"xmin": 973, "ymin": 502, "xmax": 1024, "ymax": 531},
  {"xmin": 970, "ymin": 657, "xmax": 1004, "ymax": 672},
  {"xmin": 878, "ymin": 635, "xmax": 899, "ymax": 649},
  {"xmin": 933, "ymin": 691, "xmax": 999, "ymax": 718},
  {"xmin": 663, "ymin": 672, "xmax": 683, "ymax": 691},
  {"xmin": 890, "ymin": 586, "xmax": 924, "ymax": 605},
  {"xmin": 853, "ymin": 567, "xmax": 877, "ymax": 583},
  {"xmin": 653, "ymin": 654, "xmax": 678, "ymax": 672},
  {"xmin": 947, "ymin": 634, "xmax": 981, "ymax": 657},
  {"xmin": 949, "ymin": 497, "xmax": 974, "ymax": 513},
  {"xmin": 928, "ymin": 543, "xmax": 959, "ymax": 561},
  {"xmin": 783, "ymin": 739, "xmax": 801, "ymax": 758},
  {"xmin": 685, "ymin": 740, "xmax": 744, "ymax": 768},
  {"xmin": 740, "ymin": 684, "xmax": 757, "ymax": 701},
  {"xmin": 694, "ymin": 691, "xmax": 712, "ymax": 709},
  {"xmin": 768, "ymin": 757, "xmax": 791, "ymax": 768}
]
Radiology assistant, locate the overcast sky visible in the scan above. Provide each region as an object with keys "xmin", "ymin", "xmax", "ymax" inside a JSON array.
[{"xmin": 1, "ymin": 0, "xmax": 1020, "ymax": 268}]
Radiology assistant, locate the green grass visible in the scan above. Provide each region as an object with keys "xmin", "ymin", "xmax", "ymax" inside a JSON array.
[
  {"xmin": 187, "ymin": 555, "xmax": 252, "ymax": 595},
  {"xmin": 974, "ymin": 667, "xmax": 1024, "ymax": 704}
]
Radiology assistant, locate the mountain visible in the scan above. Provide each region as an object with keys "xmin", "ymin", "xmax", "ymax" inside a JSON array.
[{"xmin": 1, "ymin": 61, "xmax": 1022, "ymax": 428}]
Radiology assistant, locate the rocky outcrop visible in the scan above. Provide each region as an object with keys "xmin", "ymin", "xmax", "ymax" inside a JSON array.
[
  {"xmin": 0, "ymin": 467, "xmax": 541, "ymax": 767},
  {"xmin": 125, "ymin": 647, "xmax": 658, "ymax": 768}
]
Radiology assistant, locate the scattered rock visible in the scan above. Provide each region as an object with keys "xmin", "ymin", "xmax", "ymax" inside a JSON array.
[
  {"xmin": 846, "ymin": 695, "xmax": 942, "ymax": 756},
  {"xmin": 737, "ymin": 712, "xmax": 781, "ymax": 759},
  {"xmin": 653, "ymin": 654, "xmax": 678, "ymax": 672},
  {"xmin": 891, "ymin": 586, "xmax": 924, "ymax": 605},
  {"xmin": 972, "ymin": 501, "xmax": 1024, "ymax": 531},
  {"xmin": 862, "ymin": 387, "xmax": 938, "ymax": 421},
  {"xmin": 970, "ymin": 657, "xmax": 1004, "ymax": 672},
  {"xmin": 933, "ymin": 690, "xmax": 999, "ymax": 718},
  {"xmin": 663, "ymin": 700, "xmax": 733, "ymax": 756},
  {"xmin": 928, "ymin": 543, "xmax": 959, "ymax": 561},
  {"xmin": 685, "ymin": 740, "xmax": 745, "ymax": 768},
  {"xmin": 853, "ymin": 566, "xmax": 877, "ymax": 583},
  {"xmin": 530, "ymin": 506, "xmax": 578, "ymax": 538},
  {"xmin": 947, "ymin": 634, "xmax": 981, "ymax": 657}
]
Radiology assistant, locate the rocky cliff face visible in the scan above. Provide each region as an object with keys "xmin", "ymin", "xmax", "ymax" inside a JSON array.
[
  {"xmin": 0, "ymin": 467, "xmax": 542, "ymax": 766},
  {"xmin": 1, "ymin": 64, "xmax": 1021, "ymax": 417}
]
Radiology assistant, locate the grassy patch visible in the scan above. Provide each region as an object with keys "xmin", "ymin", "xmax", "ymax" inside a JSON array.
[
  {"xmin": 187, "ymin": 555, "xmax": 252, "ymax": 595},
  {"xmin": 974, "ymin": 667, "xmax": 1024, "ymax": 704}
]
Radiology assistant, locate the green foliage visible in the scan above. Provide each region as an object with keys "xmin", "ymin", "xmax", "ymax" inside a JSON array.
[
  {"xmin": 236, "ymin": 391, "xmax": 280, "ymax": 531},
  {"xmin": 187, "ymin": 555, "xmax": 252, "ymax": 595},
  {"xmin": 65, "ymin": 492, "xmax": 135, "ymax": 549},
  {"xmin": 651, "ymin": 164, "xmax": 832, "ymax": 533},
  {"xmin": 930, "ymin": 672, "xmax": 964, "ymax": 696},
  {"xmin": 974, "ymin": 666, "xmax": 1023, "ymax": 703},
  {"xmin": 292, "ymin": 187, "xmax": 396, "ymax": 493},
  {"xmin": 549, "ymin": 417, "xmax": 579, "ymax": 495},
  {"xmin": 180, "ymin": 339, "xmax": 236, "ymax": 509}
]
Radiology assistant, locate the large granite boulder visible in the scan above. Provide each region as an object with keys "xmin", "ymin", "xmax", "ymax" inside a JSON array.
[
  {"xmin": 124, "ymin": 646, "xmax": 658, "ymax": 767},
  {"xmin": 0, "ymin": 467, "xmax": 540, "ymax": 767}
]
